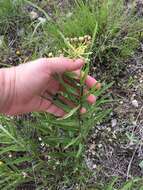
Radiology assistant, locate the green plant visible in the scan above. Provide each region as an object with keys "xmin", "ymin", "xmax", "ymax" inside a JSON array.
[
  {"xmin": 0, "ymin": 0, "xmax": 27, "ymax": 34},
  {"xmin": 39, "ymin": 0, "xmax": 143, "ymax": 77},
  {"xmin": 0, "ymin": 2, "xmax": 112, "ymax": 188},
  {"xmin": 0, "ymin": 25, "xmax": 112, "ymax": 189}
]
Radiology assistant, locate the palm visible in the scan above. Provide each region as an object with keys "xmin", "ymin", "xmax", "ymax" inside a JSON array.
[{"xmin": 3, "ymin": 58, "xmax": 97, "ymax": 116}]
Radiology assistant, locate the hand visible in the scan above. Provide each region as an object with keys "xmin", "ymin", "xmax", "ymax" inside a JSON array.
[{"xmin": 0, "ymin": 57, "xmax": 97, "ymax": 116}]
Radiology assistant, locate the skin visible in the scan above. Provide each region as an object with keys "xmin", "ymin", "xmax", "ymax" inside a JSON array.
[{"xmin": 0, "ymin": 57, "xmax": 97, "ymax": 116}]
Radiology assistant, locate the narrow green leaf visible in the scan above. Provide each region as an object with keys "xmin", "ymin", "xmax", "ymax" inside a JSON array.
[
  {"xmin": 0, "ymin": 145, "xmax": 27, "ymax": 154},
  {"xmin": 0, "ymin": 125, "xmax": 24, "ymax": 147},
  {"xmin": 57, "ymin": 105, "xmax": 80, "ymax": 120},
  {"xmin": 119, "ymin": 181, "xmax": 133, "ymax": 190},
  {"xmin": 64, "ymin": 136, "xmax": 80, "ymax": 149},
  {"xmin": 76, "ymin": 143, "xmax": 83, "ymax": 158},
  {"xmin": 106, "ymin": 177, "xmax": 118, "ymax": 190}
]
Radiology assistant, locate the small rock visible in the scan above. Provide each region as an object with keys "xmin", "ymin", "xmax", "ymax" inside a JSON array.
[
  {"xmin": 48, "ymin": 52, "xmax": 53, "ymax": 57},
  {"xmin": 66, "ymin": 12, "xmax": 73, "ymax": 18},
  {"xmin": 119, "ymin": 101, "xmax": 123, "ymax": 104},
  {"xmin": 111, "ymin": 119, "xmax": 117, "ymax": 127},
  {"xmin": 41, "ymin": 143, "xmax": 45, "ymax": 147},
  {"xmin": 92, "ymin": 164, "xmax": 97, "ymax": 169},
  {"xmin": 22, "ymin": 172, "xmax": 28, "ymax": 178},
  {"xmin": 98, "ymin": 144, "xmax": 102, "ymax": 148},
  {"xmin": 107, "ymin": 127, "xmax": 112, "ymax": 132},
  {"xmin": 8, "ymin": 154, "xmax": 12, "ymax": 158},
  {"xmin": 29, "ymin": 11, "xmax": 38, "ymax": 20},
  {"xmin": 38, "ymin": 17, "xmax": 46, "ymax": 24},
  {"xmin": 131, "ymin": 99, "xmax": 139, "ymax": 108},
  {"xmin": 0, "ymin": 35, "xmax": 4, "ymax": 47},
  {"xmin": 90, "ymin": 144, "xmax": 95, "ymax": 150},
  {"xmin": 17, "ymin": 28, "xmax": 24, "ymax": 36},
  {"xmin": 132, "ymin": 121, "xmax": 137, "ymax": 126}
]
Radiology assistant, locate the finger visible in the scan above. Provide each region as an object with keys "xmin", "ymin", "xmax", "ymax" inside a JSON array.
[
  {"xmin": 87, "ymin": 94, "xmax": 96, "ymax": 104},
  {"xmin": 80, "ymin": 107, "xmax": 87, "ymax": 114},
  {"xmin": 45, "ymin": 57, "xmax": 84, "ymax": 74},
  {"xmin": 46, "ymin": 104, "xmax": 65, "ymax": 117},
  {"xmin": 74, "ymin": 70, "xmax": 98, "ymax": 88},
  {"xmin": 59, "ymin": 95, "xmax": 76, "ymax": 108},
  {"xmin": 44, "ymin": 78, "xmax": 60, "ymax": 95},
  {"xmin": 38, "ymin": 98, "xmax": 52, "ymax": 111},
  {"xmin": 38, "ymin": 97, "xmax": 65, "ymax": 117},
  {"xmin": 63, "ymin": 75, "xmax": 96, "ymax": 104}
]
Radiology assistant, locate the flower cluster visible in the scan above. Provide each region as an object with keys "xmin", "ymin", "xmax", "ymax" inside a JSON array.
[{"xmin": 66, "ymin": 35, "xmax": 92, "ymax": 45}]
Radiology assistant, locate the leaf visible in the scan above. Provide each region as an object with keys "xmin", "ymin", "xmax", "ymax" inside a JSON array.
[
  {"xmin": 56, "ymin": 74, "xmax": 79, "ymax": 96},
  {"xmin": 106, "ymin": 177, "xmax": 118, "ymax": 190},
  {"xmin": 64, "ymin": 136, "xmax": 80, "ymax": 149},
  {"xmin": 0, "ymin": 145, "xmax": 27, "ymax": 154},
  {"xmin": 139, "ymin": 160, "xmax": 143, "ymax": 169},
  {"xmin": 5, "ymin": 157, "xmax": 32, "ymax": 165},
  {"xmin": 119, "ymin": 181, "xmax": 133, "ymax": 190},
  {"xmin": 43, "ymin": 137, "xmax": 70, "ymax": 145},
  {"xmin": 57, "ymin": 105, "xmax": 80, "ymax": 120},
  {"xmin": 48, "ymin": 151, "xmax": 77, "ymax": 158},
  {"xmin": 0, "ymin": 125, "xmax": 24, "ymax": 147},
  {"xmin": 58, "ymin": 30, "xmax": 75, "ymax": 51},
  {"xmin": 52, "ymin": 98, "xmax": 71, "ymax": 112},
  {"xmin": 89, "ymin": 22, "xmax": 98, "ymax": 52},
  {"xmin": 76, "ymin": 143, "xmax": 83, "ymax": 158},
  {"xmin": 0, "ymin": 176, "xmax": 11, "ymax": 185},
  {"xmin": 94, "ymin": 82, "xmax": 114, "ymax": 97}
]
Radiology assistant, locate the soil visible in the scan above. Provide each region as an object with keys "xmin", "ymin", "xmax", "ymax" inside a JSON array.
[{"xmin": 86, "ymin": 0, "xmax": 143, "ymax": 186}]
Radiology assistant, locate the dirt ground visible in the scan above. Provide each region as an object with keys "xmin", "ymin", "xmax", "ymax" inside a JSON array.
[{"xmin": 85, "ymin": 0, "xmax": 143, "ymax": 185}]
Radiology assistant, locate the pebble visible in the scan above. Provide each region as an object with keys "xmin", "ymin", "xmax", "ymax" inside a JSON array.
[
  {"xmin": 0, "ymin": 35, "xmax": 4, "ymax": 47},
  {"xmin": 120, "ymin": 101, "xmax": 123, "ymax": 104},
  {"xmin": 132, "ymin": 121, "xmax": 137, "ymax": 126},
  {"xmin": 111, "ymin": 119, "xmax": 117, "ymax": 127},
  {"xmin": 38, "ymin": 17, "xmax": 46, "ymax": 24},
  {"xmin": 17, "ymin": 28, "xmax": 24, "ymax": 37},
  {"xmin": 0, "ymin": 161, "xmax": 3, "ymax": 165},
  {"xmin": 22, "ymin": 172, "xmax": 28, "ymax": 178},
  {"xmin": 131, "ymin": 99, "xmax": 139, "ymax": 108},
  {"xmin": 41, "ymin": 143, "xmax": 45, "ymax": 147},
  {"xmin": 8, "ymin": 154, "xmax": 12, "ymax": 158},
  {"xmin": 90, "ymin": 144, "xmax": 95, "ymax": 150},
  {"xmin": 66, "ymin": 12, "xmax": 73, "ymax": 18},
  {"xmin": 79, "ymin": 36, "xmax": 85, "ymax": 43},
  {"xmin": 98, "ymin": 144, "xmax": 102, "ymax": 148},
  {"xmin": 92, "ymin": 164, "xmax": 97, "ymax": 169},
  {"xmin": 48, "ymin": 52, "xmax": 53, "ymax": 57},
  {"xmin": 29, "ymin": 11, "xmax": 38, "ymax": 20}
]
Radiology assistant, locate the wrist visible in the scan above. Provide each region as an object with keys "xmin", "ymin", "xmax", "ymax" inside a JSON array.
[{"xmin": 0, "ymin": 67, "xmax": 16, "ymax": 115}]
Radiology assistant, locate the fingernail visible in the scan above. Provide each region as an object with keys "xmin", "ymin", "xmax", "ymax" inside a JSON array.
[
  {"xmin": 87, "ymin": 94, "xmax": 96, "ymax": 104},
  {"xmin": 80, "ymin": 107, "xmax": 86, "ymax": 114},
  {"xmin": 96, "ymin": 82, "xmax": 102, "ymax": 90},
  {"xmin": 75, "ymin": 59, "xmax": 84, "ymax": 65}
]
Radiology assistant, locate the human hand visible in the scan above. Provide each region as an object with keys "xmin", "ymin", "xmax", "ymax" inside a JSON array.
[{"xmin": 0, "ymin": 57, "xmax": 97, "ymax": 116}]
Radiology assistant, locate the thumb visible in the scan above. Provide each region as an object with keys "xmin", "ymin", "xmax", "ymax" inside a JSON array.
[{"xmin": 45, "ymin": 57, "xmax": 84, "ymax": 73}]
